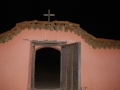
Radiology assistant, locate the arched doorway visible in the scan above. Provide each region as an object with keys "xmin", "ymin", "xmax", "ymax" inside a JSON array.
[
  {"xmin": 31, "ymin": 41, "xmax": 81, "ymax": 90},
  {"xmin": 35, "ymin": 47, "xmax": 60, "ymax": 89}
]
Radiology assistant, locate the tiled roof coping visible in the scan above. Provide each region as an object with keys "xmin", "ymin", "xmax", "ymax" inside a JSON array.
[{"xmin": 0, "ymin": 20, "xmax": 120, "ymax": 49}]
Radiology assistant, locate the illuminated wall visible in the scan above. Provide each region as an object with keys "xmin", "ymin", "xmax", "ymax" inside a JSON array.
[{"xmin": 0, "ymin": 24, "xmax": 120, "ymax": 90}]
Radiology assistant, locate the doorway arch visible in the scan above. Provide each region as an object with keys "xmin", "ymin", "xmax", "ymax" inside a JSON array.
[{"xmin": 35, "ymin": 47, "xmax": 61, "ymax": 89}]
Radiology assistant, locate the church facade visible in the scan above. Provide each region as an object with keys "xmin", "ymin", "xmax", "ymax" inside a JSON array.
[{"xmin": 0, "ymin": 20, "xmax": 120, "ymax": 90}]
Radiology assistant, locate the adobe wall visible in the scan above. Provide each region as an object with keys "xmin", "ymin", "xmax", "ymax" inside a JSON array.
[{"xmin": 0, "ymin": 29, "xmax": 120, "ymax": 90}]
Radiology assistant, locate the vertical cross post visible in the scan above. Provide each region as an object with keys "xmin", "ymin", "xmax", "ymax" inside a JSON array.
[{"xmin": 43, "ymin": 9, "xmax": 55, "ymax": 24}]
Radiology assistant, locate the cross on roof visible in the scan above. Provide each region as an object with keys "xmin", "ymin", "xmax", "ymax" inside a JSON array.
[{"xmin": 43, "ymin": 9, "xmax": 55, "ymax": 23}]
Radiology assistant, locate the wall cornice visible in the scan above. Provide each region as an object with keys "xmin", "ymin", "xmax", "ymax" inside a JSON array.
[{"xmin": 0, "ymin": 20, "xmax": 120, "ymax": 49}]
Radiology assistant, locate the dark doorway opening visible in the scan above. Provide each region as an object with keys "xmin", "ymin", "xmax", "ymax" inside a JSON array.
[{"xmin": 35, "ymin": 47, "xmax": 60, "ymax": 89}]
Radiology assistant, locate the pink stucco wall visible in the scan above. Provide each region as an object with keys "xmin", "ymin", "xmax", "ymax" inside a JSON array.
[{"xmin": 0, "ymin": 29, "xmax": 120, "ymax": 90}]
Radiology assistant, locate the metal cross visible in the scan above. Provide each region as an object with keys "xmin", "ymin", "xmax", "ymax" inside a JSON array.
[{"xmin": 43, "ymin": 9, "xmax": 55, "ymax": 23}]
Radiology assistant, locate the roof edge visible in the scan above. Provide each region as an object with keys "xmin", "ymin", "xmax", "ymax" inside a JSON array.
[{"xmin": 0, "ymin": 20, "xmax": 120, "ymax": 49}]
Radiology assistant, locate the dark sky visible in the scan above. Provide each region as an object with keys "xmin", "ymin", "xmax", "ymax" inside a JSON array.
[{"xmin": 0, "ymin": 1, "xmax": 119, "ymax": 40}]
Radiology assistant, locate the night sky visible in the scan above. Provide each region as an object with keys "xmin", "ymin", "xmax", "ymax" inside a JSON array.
[{"xmin": 0, "ymin": 1, "xmax": 119, "ymax": 40}]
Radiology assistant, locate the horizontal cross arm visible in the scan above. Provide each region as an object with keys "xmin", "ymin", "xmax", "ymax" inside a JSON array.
[
  {"xmin": 43, "ymin": 14, "xmax": 55, "ymax": 16},
  {"xmin": 50, "ymin": 14, "xmax": 55, "ymax": 16}
]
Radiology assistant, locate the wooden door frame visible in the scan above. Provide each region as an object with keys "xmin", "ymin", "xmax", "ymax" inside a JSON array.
[{"xmin": 30, "ymin": 40, "xmax": 81, "ymax": 90}]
